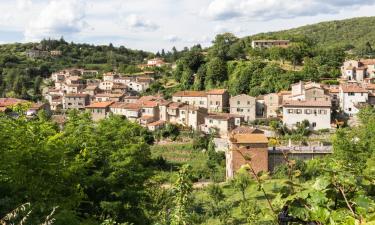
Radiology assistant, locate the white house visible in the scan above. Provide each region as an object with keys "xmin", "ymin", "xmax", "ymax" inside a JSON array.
[
  {"xmin": 282, "ymin": 100, "xmax": 331, "ymax": 130},
  {"xmin": 339, "ymin": 84, "xmax": 369, "ymax": 116}
]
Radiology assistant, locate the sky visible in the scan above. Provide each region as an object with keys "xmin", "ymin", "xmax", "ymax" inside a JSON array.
[{"xmin": 1, "ymin": 0, "xmax": 375, "ymax": 52}]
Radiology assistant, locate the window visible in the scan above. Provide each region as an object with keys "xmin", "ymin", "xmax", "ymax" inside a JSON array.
[
  {"xmin": 142, "ymin": 109, "xmax": 145, "ymax": 113},
  {"xmin": 296, "ymin": 109, "xmax": 302, "ymax": 114},
  {"xmin": 305, "ymin": 109, "xmax": 311, "ymax": 114},
  {"xmin": 209, "ymin": 119, "xmax": 213, "ymax": 124},
  {"xmin": 191, "ymin": 111, "xmax": 195, "ymax": 114},
  {"xmin": 288, "ymin": 109, "xmax": 294, "ymax": 114},
  {"xmin": 216, "ymin": 101, "xmax": 220, "ymax": 105},
  {"xmin": 247, "ymin": 101, "xmax": 251, "ymax": 105},
  {"xmin": 348, "ymin": 92, "xmax": 355, "ymax": 96},
  {"xmin": 181, "ymin": 111, "xmax": 185, "ymax": 114},
  {"xmin": 237, "ymin": 101, "xmax": 240, "ymax": 105},
  {"xmin": 237, "ymin": 108, "xmax": 241, "ymax": 112},
  {"xmin": 348, "ymin": 108, "xmax": 352, "ymax": 112},
  {"xmin": 312, "ymin": 122, "xmax": 316, "ymax": 127},
  {"xmin": 199, "ymin": 101, "xmax": 204, "ymax": 105}
]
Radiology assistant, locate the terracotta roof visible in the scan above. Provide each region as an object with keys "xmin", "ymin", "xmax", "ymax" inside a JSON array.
[
  {"xmin": 206, "ymin": 113, "xmax": 244, "ymax": 120},
  {"xmin": 141, "ymin": 101, "xmax": 158, "ymax": 108},
  {"xmin": 29, "ymin": 103, "xmax": 45, "ymax": 110},
  {"xmin": 329, "ymin": 87, "xmax": 339, "ymax": 93},
  {"xmin": 110, "ymin": 102, "xmax": 141, "ymax": 110},
  {"xmin": 230, "ymin": 133, "xmax": 268, "ymax": 144},
  {"xmin": 341, "ymin": 85, "xmax": 368, "ymax": 93},
  {"xmin": 95, "ymin": 93, "xmax": 124, "ymax": 98},
  {"xmin": 0, "ymin": 98, "xmax": 28, "ymax": 107},
  {"xmin": 231, "ymin": 126, "xmax": 264, "ymax": 134},
  {"xmin": 124, "ymin": 96, "xmax": 140, "ymax": 99},
  {"xmin": 85, "ymin": 85, "xmax": 98, "ymax": 90},
  {"xmin": 168, "ymin": 102, "xmax": 185, "ymax": 109},
  {"xmin": 86, "ymin": 101, "xmax": 114, "ymax": 108},
  {"xmin": 65, "ymin": 93, "xmax": 89, "ymax": 98},
  {"xmin": 206, "ymin": 89, "xmax": 227, "ymax": 95},
  {"xmin": 283, "ymin": 100, "xmax": 331, "ymax": 107},
  {"xmin": 147, "ymin": 120, "xmax": 166, "ymax": 127},
  {"xmin": 68, "ymin": 76, "xmax": 81, "ymax": 81},
  {"xmin": 365, "ymin": 83, "xmax": 375, "ymax": 90},
  {"xmin": 173, "ymin": 91, "xmax": 207, "ymax": 97}
]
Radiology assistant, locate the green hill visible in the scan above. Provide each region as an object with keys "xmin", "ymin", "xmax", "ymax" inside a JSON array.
[{"xmin": 247, "ymin": 16, "xmax": 375, "ymax": 49}]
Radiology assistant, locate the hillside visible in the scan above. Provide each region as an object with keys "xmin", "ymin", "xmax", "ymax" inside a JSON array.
[{"xmin": 248, "ymin": 16, "xmax": 375, "ymax": 49}]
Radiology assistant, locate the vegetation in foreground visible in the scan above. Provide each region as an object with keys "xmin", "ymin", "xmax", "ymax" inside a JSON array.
[{"xmin": 0, "ymin": 106, "xmax": 374, "ymax": 224}]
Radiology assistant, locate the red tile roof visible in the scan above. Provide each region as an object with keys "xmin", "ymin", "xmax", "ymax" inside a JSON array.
[
  {"xmin": 86, "ymin": 101, "xmax": 114, "ymax": 108},
  {"xmin": 173, "ymin": 91, "xmax": 207, "ymax": 97},
  {"xmin": 230, "ymin": 133, "xmax": 268, "ymax": 144},
  {"xmin": 65, "ymin": 93, "xmax": 89, "ymax": 98},
  {"xmin": 341, "ymin": 85, "xmax": 368, "ymax": 93},
  {"xmin": 206, "ymin": 113, "xmax": 244, "ymax": 120},
  {"xmin": 0, "ymin": 98, "xmax": 28, "ymax": 107}
]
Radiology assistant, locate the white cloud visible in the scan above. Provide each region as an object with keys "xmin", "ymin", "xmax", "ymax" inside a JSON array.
[
  {"xmin": 24, "ymin": 0, "xmax": 88, "ymax": 41},
  {"xmin": 164, "ymin": 35, "xmax": 181, "ymax": 42},
  {"xmin": 17, "ymin": 0, "xmax": 32, "ymax": 10},
  {"xmin": 123, "ymin": 14, "xmax": 159, "ymax": 31},
  {"xmin": 203, "ymin": 0, "xmax": 375, "ymax": 21}
]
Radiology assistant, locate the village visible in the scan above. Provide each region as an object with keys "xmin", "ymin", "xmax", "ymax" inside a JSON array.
[{"xmin": 2, "ymin": 44, "xmax": 375, "ymax": 180}]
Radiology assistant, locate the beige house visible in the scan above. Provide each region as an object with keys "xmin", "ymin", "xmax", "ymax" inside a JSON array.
[
  {"xmin": 290, "ymin": 81, "xmax": 330, "ymax": 101},
  {"xmin": 86, "ymin": 101, "xmax": 114, "ymax": 121},
  {"xmin": 263, "ymin": 93, "xmax": 281, "ymax": 118},
  {"xmin": 109, "ymin": 102, "xmax": 141, "ymax": 121},
  {"xmin": 229, "ymin": 94, "xmax": 256, "ymax": 122},
  {"xmin": 341, "ymin": 59, "xmax": 375, "ymax": 82},
  {"xmin": 95, "ymin": 93, "xmax": 124, "ymax": 102},
  {"xmin": 282, "ymin": 100, "xmax": 331, "ymax": 130},
  {"xmin": 226, "ymin": 131, "xmax": 269, "ymax": 179},
  {"xmin": 201, "ymin": 113, "xmax": 244, "ymax": 137},
  {"xmin": 172, "ymin": 89, "xmax": 229, "ymax": 112},
  {"xmin": 339, "ymin": 84, "xmax": 369, "ymax": 116},
  {"xmin": 147, "ymin": 120, "xmax": 166, "ymax": 131},
  {"xmin": 62, "ymin": 93, "xmax": 90, "ymax": 110},
  {"xmin": 251, "ymin": 40, "xmax": 290, "ymax": 49}
]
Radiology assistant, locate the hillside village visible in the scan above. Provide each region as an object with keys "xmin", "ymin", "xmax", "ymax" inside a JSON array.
[
  {"xmin": 1, "ymin": 12, "xmax": 375, "ymax": 224},
  {"xmin": 2, "ymin": 47, "xmax": 375, "ymax": 180}
]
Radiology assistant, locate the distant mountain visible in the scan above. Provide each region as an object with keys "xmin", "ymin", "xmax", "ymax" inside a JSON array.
[{"xmin": 247, "ymin": 16, "xmax": 375, "ymax": 49}]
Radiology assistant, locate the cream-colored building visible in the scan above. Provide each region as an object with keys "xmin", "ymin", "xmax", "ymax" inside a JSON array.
[
  {"xmin": 282, "ymin": 100, "xmax": 331, "ymax": 130},
  {"xmin": 62, "ymin": 93, "xmax": 90, "ymax": 110},
  {"xmin": 339, "ymin": 84, "xmax": 369, "ymax": 116},
  {"xmin": 229, "ymin": 94, "xmax": 256, "ymax": 122},
  {"xmin": 201, "ymin": 113, "xmax": 244, "ymax": 137},
  {"xmin": 86, "ymin": 101, "xmax": 114, "ymax": 121},
  {"xmin": 341, "ymin": 59, "xmax": 375, "ymax": 82},
  {"xmin": 264, "ymin": 93, "xmax": 281, "ymax": 118}
]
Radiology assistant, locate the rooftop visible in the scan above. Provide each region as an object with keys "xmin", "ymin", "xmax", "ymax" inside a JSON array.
[
  {"xmin": 206, "ymin": 113, "xmax": 244, "ymax": 120},
  {"xmin": 86, "ymin": 101, "xmax": 114, "ymax": 108},
  {"xmin": 341, "ymin": 84, "xmax": 368, "ymax": 93},
  {"xmin": 283, "ymin": 100, "xmax": 331, "ymax": 107},
  {"xmin": 173, "ymin": 90, "xmax": 207, "ymax": 97},
  {"xmin": 230, "ymin": 133, "xmax": 268, "ymax": 144},
  {"xmin": 206, "ymin": 89, "xmax": 227, "ymax": 95},
  {"xmin": 65, "ymin": 93, "xmax": 89, "ymax": 98}
]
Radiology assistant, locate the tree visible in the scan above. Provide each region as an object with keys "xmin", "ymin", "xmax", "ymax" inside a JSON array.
[
  {"xmin": 230, "ymin": 167, "xmax": 252, "ymax": 201},
  {"xmin": 205, "ymin": 57, "xmax": 227, "ymax": 88},
  {"xmin": 209, "ymin": 33, "xmax": 239, "ymax": 60},
  {"xmin": 171, "ymin": 165, "xmax": 193, "ymax": 225}
]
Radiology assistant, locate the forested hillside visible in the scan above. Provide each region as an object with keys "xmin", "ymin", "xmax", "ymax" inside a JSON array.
[
  {"xmin": 0, "ymin": 38, "xmax": 152, "ymax": 100},
  {"xmin": 248, "ymin": 16, "xmax": 375, "ymax": 52}
]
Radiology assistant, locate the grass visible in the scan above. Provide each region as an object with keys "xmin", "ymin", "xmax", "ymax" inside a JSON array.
[
  {"xmin": 192, "ymin": 179, "xmax": 289, "ymax": 224},
  {"xmin": 151, "ymin": 142, "xmax": 210, "ymax": 183}
]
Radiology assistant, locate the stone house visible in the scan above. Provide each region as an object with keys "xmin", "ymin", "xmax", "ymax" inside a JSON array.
[
  {"xmin": 86, "ymin": 101, "xmax": 114, "ymax": 121},
  {"xmin": 226, "ymin": 132, "xmax": 269, "ymax": 179},
  {"xmin": 109, "ymin": 102, "xmax": 141, "ymax": 121},
  {"xmin": 201, "ymin": 113, "xmax": 244, "ymax": 137},
  {"xmin": 62, "ymin": 93, "xmax": 90, "ymax": 110},
  {"xmin": 229, "ymin": 94, "xmax": 256, "ymax": 122},
  {"xmin": 263, "ymin": 93, "xmax": 281, "ymax": 118}
]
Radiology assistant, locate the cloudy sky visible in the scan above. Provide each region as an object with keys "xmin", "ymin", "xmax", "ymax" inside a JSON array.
[{"xmin": 1, "ymin": 0, "xmax": 375, "ymax": 52}]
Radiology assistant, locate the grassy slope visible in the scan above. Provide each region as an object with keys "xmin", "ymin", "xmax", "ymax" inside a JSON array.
[{"xmin": 248, "ymin": 16, "xmax": 375, "ymax": 49}]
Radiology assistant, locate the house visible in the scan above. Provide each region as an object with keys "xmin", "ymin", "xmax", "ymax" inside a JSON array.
[
  {"xmin": 86, "ymin": 101, "xmax": 114, "ymax": 121},
  {"xmin": 147, "ymin": 120, "xmax": 166, "ymax": 131},
  {"xmin": 103, "ymin": 72, "xmax": 119, "ymax": 81},
  {"xmin": 339, "ymin": 84, "xmax": 369, "ymax": 116},
  {"xmin": 124, "ymin": 96, "xmax": 140, "ymax": 103},
  {"xmin": 282, "ymin": 100, "xmax": 332, "ymax": 130},
  {"xmin": 94, "ymin": 93, "xmax": 124, "ymax": 102},
  {"xmin": 229, "ymin": 94, "xmax": 256, "ymax": 122},
  {"xmin": 62, "ymin": 93, "xmax": 90, "ymax": 110},
  {"xmin": 341, "ymin": 59, "xmax": 375, "ymax": 82},
  {"xmin": 50, "ymin": 50, "xmax": 62, "ymax": 56},
  {"xmin": 289, "ymin": 81, "xmax": 329, "ymax": 101},
  {"xmin": 264, "ymin": 93, "xmax": 281, "ymax": 118},
  {"xmin": 172, "ymin": 91, "xmax": 207, "ymax": 108},
  {"xmin": 226, "ymin": 131, "xmax": 269, "ymax": 179},
  {"xmin": 99, "ymin": 81, "xmax": 114, "ymax": 91},
  {"xmin": 83, "ymin": 85, "xmax": 100, "ymax": 96},
  {"xmin": 172, "ymin": 89, "xmax": 229, "ymax": 112},
  {"xmin": 26, "ymin": 103, "xmax": 51, "ymax": 117},
  {"xmin": 206, "ymin": 89, "xmax": 230, "ymax": 113},
  {"xmin": 251, "ymin": 40, "xmax": 290, "ymax": 49},
  {"xmin": 109, "ymin": 102, "xmax": 141, "ymax": 121},
  {"xmin": 165, "ymin": 103, "xmax": 208, "ymax": 130},
  {"xmin": 201, "ymin": 113, "xmax": 244, "ymax": 137},
  {"xmin": 147, "ymin": 58, "xmax": 166, "ymax": 67}
]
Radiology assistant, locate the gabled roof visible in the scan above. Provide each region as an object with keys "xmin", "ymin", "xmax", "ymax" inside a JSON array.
[
  {"xmin": 283, "ymin": 100, "xmax": 331, "ymax": 107},
  {"xmin": 206, "ymin": 89, "xmax": 227, "ymax": 95},
  {"xmin": 64, "ymin": 93, "xmax": 89, "ymax": 98},
  {"xmin": 206, "ymin": 113, "xmax": 244, "ymax": 120},
  {"xmin": 231, "ymin": 126, "xmax": 264, "ymax": 134},
  {"xmin": 340, "ymin": 84, "xmax": 368, "ymax": 93},
  {"xmin": 86, "ymin": 101, "xmax": 114, "ymax": 108},
  {"xmin": 230, "ymin": 133, "xmax": 268, "ymax": 144},
  {"xmin": 173, "ymin": 91, "xmax": 207, "ymax": 97}
]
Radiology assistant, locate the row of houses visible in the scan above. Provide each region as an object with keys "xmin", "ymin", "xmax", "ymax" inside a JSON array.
[{"xmin": 44, "ymin": 69, "xmax": 155, "ymax": 111}]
